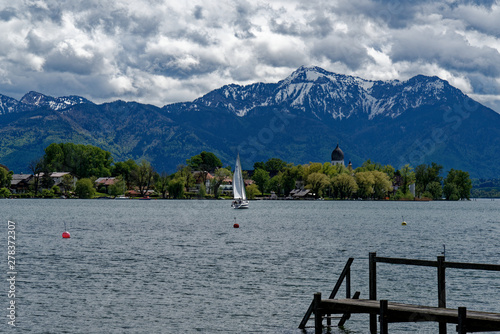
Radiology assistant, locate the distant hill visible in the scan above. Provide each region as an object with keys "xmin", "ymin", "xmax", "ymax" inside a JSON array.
[{"xmin": 1, "ymin": 66, "xmax": 500, "ymax": 178}]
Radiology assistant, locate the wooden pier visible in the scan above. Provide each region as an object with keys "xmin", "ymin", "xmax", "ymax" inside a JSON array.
[{"xmin": 299, "ymin": 253, "xmax": 500, "ymax": 333}]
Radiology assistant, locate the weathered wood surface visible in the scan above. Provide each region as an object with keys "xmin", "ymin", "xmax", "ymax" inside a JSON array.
[{"xmin": 319, "ymin": 298, "xmax": 500, "ymax": 331}]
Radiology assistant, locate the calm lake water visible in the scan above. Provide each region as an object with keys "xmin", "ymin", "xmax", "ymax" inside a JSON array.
[{"xmin": 1, "ymin": 199, "xmax": 499, "ymax": 333}]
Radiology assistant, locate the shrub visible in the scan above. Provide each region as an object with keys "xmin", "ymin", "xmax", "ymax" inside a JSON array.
[
  {"xmin": 41, "ymin": 189, "xmax": 55, "ymax": 198},
  {"xmin": 0, "ymin": 187, "xmax": 12, "ymax": 198},
  {"xmin": 51, "ymin": 185, "xmax": 60, "ymax": 195},
  {"xmin": 245, "ymin": 184, "xmax": 261, "ymax": 199},
  {"xmin": 421, "ymin": 191, "xmax": 433, "ymax": 200},
  {"xmin": 392, "ymin": 189, "xmax": 414, "ymax": 200},
  {"xmin": 75, "ymin": 178, "xmax": 96, "ymax": 199}
]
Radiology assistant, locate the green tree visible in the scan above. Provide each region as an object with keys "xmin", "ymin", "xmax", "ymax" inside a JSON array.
[
  {"xmin": 332, "ymin": 173, "xmax": 358, "ymax": 199},
  {"xmin": 393, "ymin": 189, "xmax": 415, "ymax": 200},
  {"xmin": 198, "ymin": 183, "xmax": 206, "ymax": 198},
  {"xmin": 176, "ymin": 165, "xmax": 196, "ymax": 190},
  {"xmin": 305, "ymin": 172, "xmax": 330, "ymax": 199},
  {"xmin": 264, "ymin": 158, "xmax": 287, "ymax": 173},
  {"xmin": 253, "ymin": 161, "xmax": 266, "ymax": 170},
  {"xmin": 245, "ymin": 183, "xmax": 261, "ymax": 199},
  {"xmin": 186, "ymin": 151, "xmax": 222, "ymax": 185},
  {"xmin": 358, "ymin": 159, "xmax": 382, "ymax": 172},
  {"xmin": 399, "ymin": 164, "xmax": 416, "ymax": 194},
  {"xmin": 43, "ymin": 143, "xmax": 113, "ymax": 178},
  {"xmin": 355, "ymin": 160, "xmax": 395, "ymax": 181},
  {"xmin": 427, "ymin": 181, "xmax": 443, "ymax": 200},
  {"xmin": 303, "ymin": 162, "xmax": 323, "ymax": 179},
  {"xmin": 113, "ymin": 159, "xmax": 139, "ymax": 189},
  {"xmin": 51, "ymin": 185, "xmax": 60, "ymax": 195},
  {"xmin": 322, "ymin": 162, "xmax": 346, "ymax": 177},
  {"xmin": 268, "ymin": 172, "xmax": 284, "ymax": 196},
  {"xmin": 75, "ymin": 178, "xmax": 96, "ymax": 199},
  {"xmin": 168, "ymin": 177, "xmax": 186, "ymax": 199},
  {"xmin": 60, "ymin": 174, "xmax": 75, "ymax": 196},
  {"xmin": 155, "ymin": 173, "xmax": 169, "ymax": 199},
  {"xmin": 281, "ymin": 164, "xmax": 302, "ymax": 195},
  {"xmin": 109, "ymin": 176, "xmax": 126, "ymax": 197},
  {"xmin": 372, "ymin": 171, "xmax": 393, "ymax": 199},
  {"xmin": 252, "ymin": 168, "xmax": 270, "ymax": 194},
  {"xmin": 355, "ymin": 171, "xmax": 375, "ymax": 199},
  {"xmin": 40, "ymin": 170, "xmax": 55, "ymax": 190},
  {"xmin": 383, "ymin": 165, "xmax": 395, "ymax": 181},
  {"xmin": 0, "ymin": 166, "xmax": 13, "ymax": 188},
  {"xmin": 0, "ymin": 187, "xmax": 11, "ymax": 198},
  {"xmin": 43, "ymin": 143, "xmax": 64, "ymax": 171},
  {"xmin": 211, "ymin": 167, "xmax": 232, "ymax": 199},
  {"xmin": 443, "ymin": 182, "xmax": 459, "ymax": 200},
  {"xmin": 41, "ymin": 188, "xmax": 55, "ymax": 198},
  {"xmin": 415, "ymin": 163, "xmax": 443, "ymax": 197},
  {"xmin": 132, "ymin": 160, "xmax": 155, "ymax": 197},
  {"xmin": 28, "ymin": 158, "xmax": 44, "ymax": 195},
  {"xmin": 443, "ymin": 169, "xmax": 472, "ymax": 200}
]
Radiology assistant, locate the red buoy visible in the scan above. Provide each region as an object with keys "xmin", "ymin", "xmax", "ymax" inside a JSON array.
[
  {"xmin": 62, "ymin": 231, "xmax": 71, "ymax": 238},
  {"xmin": 233, "ymin": 223, "xmax": 239, "ymax": 228}
]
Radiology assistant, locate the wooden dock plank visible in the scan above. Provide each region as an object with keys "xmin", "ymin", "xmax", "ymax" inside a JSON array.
[
  {"xmin": 301, "ymin": 255, "xmax": 500, "ymax": 333},
  {"xmin": 319, "ymin": 299, "xmax": 500, "ymax": 331}
]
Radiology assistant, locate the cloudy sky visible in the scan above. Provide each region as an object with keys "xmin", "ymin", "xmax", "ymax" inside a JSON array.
[{"xmin": 1, "ymin": 0, "xmax": 500, "ymax": 112}]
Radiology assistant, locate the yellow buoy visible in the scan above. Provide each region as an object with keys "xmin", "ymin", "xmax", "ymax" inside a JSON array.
[{"xmin": 402, "ymin": 221, "xmax": 407, "ymax": 226}]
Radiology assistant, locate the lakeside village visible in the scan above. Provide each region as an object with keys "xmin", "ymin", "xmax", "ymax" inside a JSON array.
[{"xmin": 0, "ymin": 142, "xmax": 476, "ymax": 201}]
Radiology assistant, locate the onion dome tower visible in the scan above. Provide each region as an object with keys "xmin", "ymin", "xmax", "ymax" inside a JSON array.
[{"xmin": 331, "ymin": 144, "xmax": 345, "ymax": 166}]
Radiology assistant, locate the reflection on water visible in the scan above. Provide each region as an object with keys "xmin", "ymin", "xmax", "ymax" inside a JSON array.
[{"xmin": 1, "ymin": 199, "xmax": 499, "ymax": 333}]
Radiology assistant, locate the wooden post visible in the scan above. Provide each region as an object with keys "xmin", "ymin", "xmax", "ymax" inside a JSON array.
[
  {"xmin": 437, "ymin": 255, "xmax": 446, "ymax": 334},
  {"xmin": 369, "ymin": 252, "xmax": 377, "ymax": 334},
  {"xmin": 314, "ymin": 292, "xmax": 323, "ymax": 334},
  {"xmin": 380, "ymin": 300, "xmax": 389, "ymax": 334},
  {"xmin": 346, "ymin": 265, "xmax": 351, "ymax": 299},
  {"xmin": 457, "ymin": 307, "xmax": 467, "ymax": 334}
]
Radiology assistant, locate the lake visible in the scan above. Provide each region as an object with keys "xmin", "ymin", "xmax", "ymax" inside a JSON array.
[{"xmin": 1, "ymin": 199, "xmax": 499, "ymax": 333}]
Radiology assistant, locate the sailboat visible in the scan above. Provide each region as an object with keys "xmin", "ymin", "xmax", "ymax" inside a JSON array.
[{"xmin": 231, "ymin": 153, "xmax": 249, "ymax": 209}]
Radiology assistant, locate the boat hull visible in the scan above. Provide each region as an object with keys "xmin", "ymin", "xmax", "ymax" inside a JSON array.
[{"xmin": 232, "ymin": 201, "xmax": 249, "ymax": 209}]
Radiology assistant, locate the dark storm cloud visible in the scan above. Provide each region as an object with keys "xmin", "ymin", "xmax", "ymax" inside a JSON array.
[
  {"xmin": 468, "ymin": 74, "xmax": 500, "ymax": 95},
  {"xmin": 25, "ymin": 0, "xmax": 63, "ymax": 24},
  {"xmin": 327, "ymin": 0, "xmax": 424, "ymax": 29},
  {"xmin": 448, "ymin": 4, "xmax": 500, "ymax": 36},
  {"xmin": 144, "ymin": 53, "xmax": 222, "ymax": 79},
  {"xmin": 312, "ymin": 35, "xmax": 369, "ymax": 70},
  {"xmin": 233, "ymin": 3, "xmax": 256, "ymax": 39},
  {"xmin": 193, "ymin": 5, "xmax": 204, "ymax": 20},
  {"xmin": 391, "ymin": 29, "xmax": 500, "ymax": 77},
  {"xmin": 269, "ymin": 18, "xmax": 302, "ymax": 36},
  {"xmin": 254, "ymin": 42, "xmax": 305, "ymax": 68},
  {"xmin": 309, "ymin": 14, "xmax": 334, "ymax": 37},
  {"xmin": 44, "ymin": 49, "xmax": 104, "ymax": 76},
  {"xmin": 0, "ymin": 7, "xmax": 17, "ymax": 21},
  {"xmin": 73, "ymin": 8, "xmax": 130, "ymax": 35}
]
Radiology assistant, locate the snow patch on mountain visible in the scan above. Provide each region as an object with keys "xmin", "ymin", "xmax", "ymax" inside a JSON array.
[
  {"xmin": 19, "ymin": 91, "xmax": 93, "ymax": 112},
  {"xmin": 0, "ymin": 95, "xmax": 19, "ymax": 115}
]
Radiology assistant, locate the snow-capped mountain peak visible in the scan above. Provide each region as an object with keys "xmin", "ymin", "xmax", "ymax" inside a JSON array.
[
  {"xmin": 192, "ymin": 66, "xmax": 458, "ymax": 120},
  {"xmin": 20, "ymin": 91, "xmax": 93, "ymax": 111}
]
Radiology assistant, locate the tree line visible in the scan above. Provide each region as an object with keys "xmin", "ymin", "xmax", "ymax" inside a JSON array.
[
  {"xmin": 0, "ymin": 143, "xmax": 473, "ymax": 200},
  {"xmin": 248, "ymin": 158, "xmax": 472, "ymax": 200}
]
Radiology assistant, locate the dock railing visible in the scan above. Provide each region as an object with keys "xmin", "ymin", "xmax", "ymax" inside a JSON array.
[
  {"xmin": 300, "ymin": 253, "xmax": 500, "ymax": 333},
  {"xmin": 369, "ymin": 252, "xmax": 500, "ymax": 334}
]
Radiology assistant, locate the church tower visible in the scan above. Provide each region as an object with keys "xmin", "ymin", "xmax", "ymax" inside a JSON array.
[{"xmin": 331, "ymin": 144, "xmax": 345, "ymax": 166}]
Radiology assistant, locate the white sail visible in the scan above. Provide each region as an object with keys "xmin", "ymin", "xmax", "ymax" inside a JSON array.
[{"xmin": 232, "ymin": 154, "xmax": 247, "ymax": 201}]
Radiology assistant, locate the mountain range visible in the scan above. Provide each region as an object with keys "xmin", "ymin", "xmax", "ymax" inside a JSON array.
[{"xmin": 1, "ymin": 66, "xmax": 500, "ymax": 178}]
